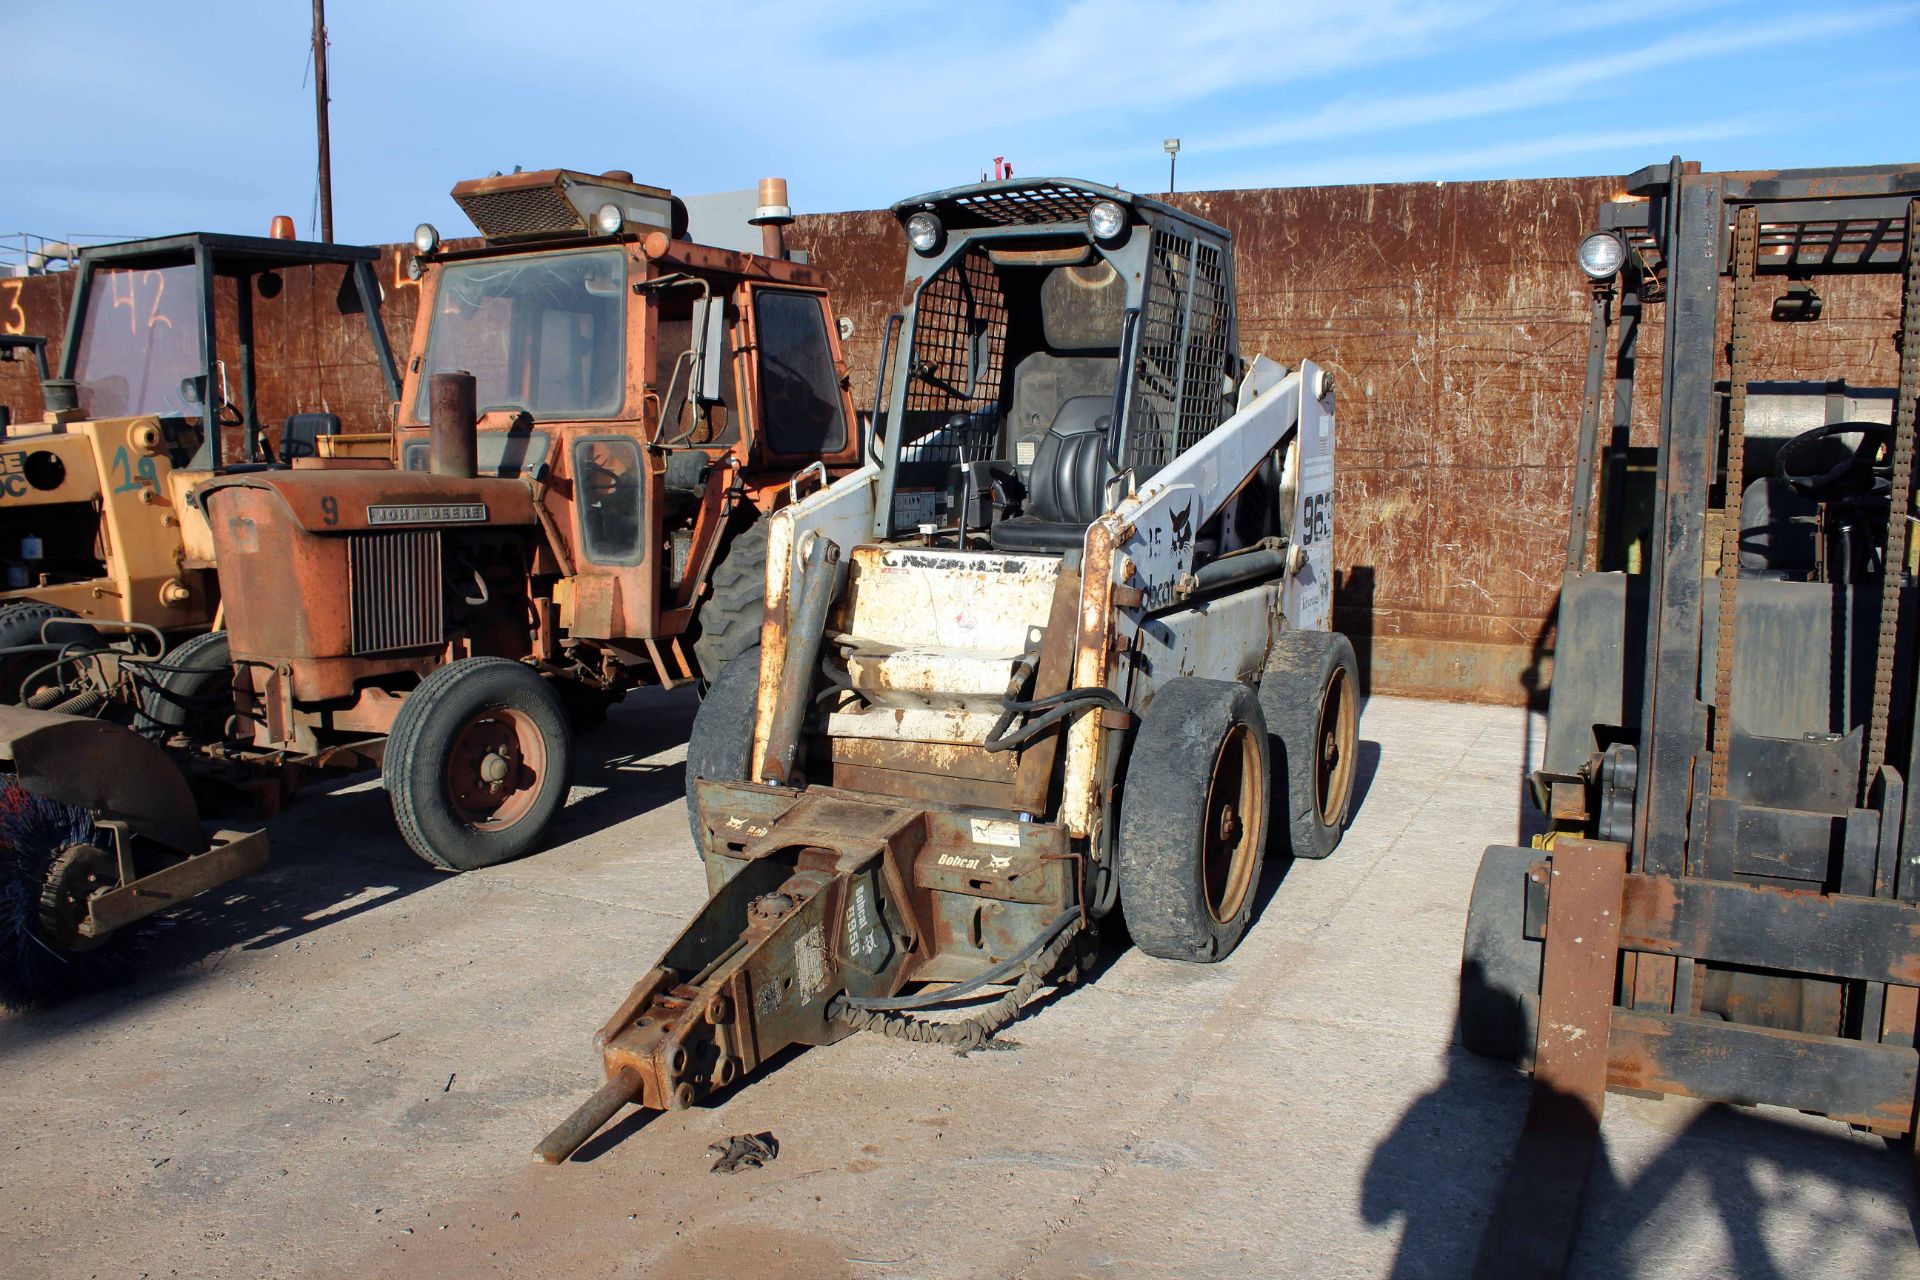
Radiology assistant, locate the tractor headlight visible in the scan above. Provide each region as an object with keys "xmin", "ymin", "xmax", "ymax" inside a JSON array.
[
  {"xmin": 905, "ymin": 211, "xmax": 944, "ymax": 255},
  {"xmin": 413, "ymin": 222, "xmax": 440, "ymax": 255},
  {"xmin": 594, "ymin": 202, "xmax": 625, "ymax": 236},
  {"xmin": 1576, "ymin": 231, "xmax": 1626, "ymax": 280},
  {"xmin": 1087, "ymin": 199, "xmax": 1127, "ymax": 244}
]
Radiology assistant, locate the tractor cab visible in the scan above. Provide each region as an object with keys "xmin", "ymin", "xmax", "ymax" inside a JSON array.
[{"xmin": 0, "ymin": 232, "xmax": 398, "ymax": 632}]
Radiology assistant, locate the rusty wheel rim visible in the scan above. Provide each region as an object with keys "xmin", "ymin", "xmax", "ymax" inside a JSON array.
[
  {"xmin": 444, "ymin": 705, "xmax": 547, "ymax": 831},
  {"xmin": 1316, "ymin": 665, "xmax": 1357, "ymax": 828},
  {"xmin": 1202, "ymin": 720, "xmax": 1262, "ymax": 923}
]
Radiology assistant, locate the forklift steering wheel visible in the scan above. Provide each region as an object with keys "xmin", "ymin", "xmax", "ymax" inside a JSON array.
[{"xmin": 1774, "ymin": 420, "xmax": 1892, "ymax": 500}]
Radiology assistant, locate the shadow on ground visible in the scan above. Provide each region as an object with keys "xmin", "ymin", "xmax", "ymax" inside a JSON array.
[
  {"xmin": 0, "ymin": 688, "xmax": 700, "ymax": 1046},
  {"xmin": 1362, "ymin": 998, "xmax": 1918, "ymax": 1278}
]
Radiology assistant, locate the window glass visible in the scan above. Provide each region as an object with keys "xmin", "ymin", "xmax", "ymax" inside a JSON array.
[
  {"xmin": 573, "ymin": 437, "xmax": 645, "ymax": 564},
  {"xmin": 400, "ymin": 430, "xmax": 550, "ymax": 477},
  {"xmin": 754, "ymin": 291, "xmax": 846, "ymax": 455},
  {"xmin": 416, "ymin": 248, "xmax": 626, "ymax": 421},
  {"xmin": 70, "ymin": 263, "xmax": 204, "ymax": 418}
]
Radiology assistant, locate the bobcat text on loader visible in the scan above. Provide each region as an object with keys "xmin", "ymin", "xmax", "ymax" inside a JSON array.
[
  {"xmin": 1460, "ymin": 160, "xmax": 1920, "ymax": 1275},
  {"xmin": 537, "ymin": 178, "xmax": 1361, "ymax": 1161}
]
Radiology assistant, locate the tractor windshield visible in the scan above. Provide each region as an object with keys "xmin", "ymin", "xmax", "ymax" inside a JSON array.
[
  {"xmin": 415, "ymin": 246, "xmax": 627, "ymax": 421},
  {"xmin": 68, "ymin": 263, "xmax": 204, "ymax": 419}
]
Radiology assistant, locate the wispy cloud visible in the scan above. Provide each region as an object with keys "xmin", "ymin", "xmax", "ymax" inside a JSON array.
[{"xmin": 1192, "ymin": 2, "xmax": 1919, "ymax": 156}]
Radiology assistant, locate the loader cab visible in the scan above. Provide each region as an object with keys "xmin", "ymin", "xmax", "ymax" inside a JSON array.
[{"xmin": 873, "ymin": 180, "xmax": 1245, "ymax": 553}]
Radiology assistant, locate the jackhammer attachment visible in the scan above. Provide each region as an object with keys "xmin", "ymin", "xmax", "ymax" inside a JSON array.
[{"xmin": 535, "ymin": 788, "xmax": 925, "ymax": 1162}]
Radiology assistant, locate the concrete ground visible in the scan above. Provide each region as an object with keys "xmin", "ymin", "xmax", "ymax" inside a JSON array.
[{"xmin": 1, "ymin": 693, "xmax": 1914, "ymax": 1279}]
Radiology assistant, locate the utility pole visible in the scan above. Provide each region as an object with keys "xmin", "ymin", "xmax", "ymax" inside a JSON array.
[
  {"xmin": 312, "ymin": 0, "xmax": 334, "ymax": 242},
  {"xmin": 1164, "ymin": 138, "xmax": 1181, "ymax": 195}
]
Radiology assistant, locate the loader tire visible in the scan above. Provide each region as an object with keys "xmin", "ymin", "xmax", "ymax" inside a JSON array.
[
  {"xmin": 691, "ymin": 518, "xmax": 769, "ymax": 683},
  {"xmin": 0, "ymin": 602, "xmax": 93, "ymax": 706},
  {"xmin": 684, "ymin": 646, "xmax": 762, "ymax": 848},
  {"xmin": 383, "ymin": 657, "xmax": 574, "ymax": 872},
  {"xmin": 1117, "ymin": 677, "xmax": 1270, "ymax": 963},
  {"xmin": 134, "ymin": 630, "xmax": 232, "ymax": 744},
  {"xmin": 1459, "ymin": 844, "xmax": 1544, "ymax": 1066},
  {"xmin": 1259, "ymin": 630, "xmax": 1359, "ymax": 860}
]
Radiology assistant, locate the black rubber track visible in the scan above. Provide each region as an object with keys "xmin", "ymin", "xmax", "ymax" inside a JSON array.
[
  {"xmin": 383, "ymin": 657, "xmax": 574, "ymax": 872},
  {"xmin": 1117, "ymin": 677, "xmax": 1271, "ymax": 963},
  {"xmin": 690, "ymin": 518, "xmax": 770, "ymax": 682},
  {"xmin": 683, "ymin": 647, "xmax": 761, "ymax": 848}
]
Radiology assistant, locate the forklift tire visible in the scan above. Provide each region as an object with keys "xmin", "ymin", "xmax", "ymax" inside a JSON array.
[
  {"xmin": 1259, "ymin": 630, "xmax": 1359, "ymax": 860},
  {"xmin": 684, "ymin": 646, "xmax": 761, "ymax": 848},
  {"xmin": 0, "ymin": 602, "xmax": 92, "ymax": 706},
  {"xmin": 1459, "ymin": 844, "xmax": 1543, "ymax": 1065},
  {"xmin": 691, "ymin": 519, "xmax": 770, "ymax": 683},
  {"xmin": 1117, "ymin": 677, "xmax": 1271, "ymax": 963},
  {"xmin": 383, "ymin": 657, "xmax": 575, "ymax": 873},
  {"xmin": 134, "ymin": 630, "xmax": 231, "ymax": 743}
]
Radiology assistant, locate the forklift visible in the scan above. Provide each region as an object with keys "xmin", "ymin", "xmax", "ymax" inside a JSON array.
[
  {"xmin": 1460, "ymin": 160, "xmax": 1920, "ymax": 1275},
  {"xmin": 536, "ymin": 177, "xmax": 1359, "ymax": 1160}
]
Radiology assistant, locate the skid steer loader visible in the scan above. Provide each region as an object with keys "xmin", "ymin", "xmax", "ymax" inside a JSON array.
[
  {"xmin": 1460, "ymin": 160, "xmax": 1920, "ymax": 1275},
  {"xmin": 536, "ymin": 177, "xmax": 1359, "ymax": 1161},
  {"xmin": 0, "ymin": 231, "xmax": 399, "ymax": 1005}
]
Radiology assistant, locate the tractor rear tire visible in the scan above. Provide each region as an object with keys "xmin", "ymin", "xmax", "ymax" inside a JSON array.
[
  {"xmin": 1117, "ymin": 677, "xmax": 1271, "ymax": 963},
  {"xmin": 684, "ymin": 646, "xmax": 762, "ymax": 848},
  {"xmin": 1259, "ymin": 630, "xmax": 1360, "ymax": 860},
  {"xmin": 1459, "ymin": 844, "xmax": 1544, "ymax": 1065},
  {"xmin": 691, "ymin": 518, "xmax": 769, "ymax": 683},
  {"xmin": 383, "ymin": 657, "xmax": 574, "ymax": 872},
  {"xmin": 0, "ymin": 602, "xmax": 92, "ymax": 706},
  {"xmin": 135, "ymin": 630, "xmax": 232, "ymax": 744}
]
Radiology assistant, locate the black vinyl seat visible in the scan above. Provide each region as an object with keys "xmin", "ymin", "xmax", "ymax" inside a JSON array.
[
  {"xmin": 280, "ymin": 412, "xmax": 341, "ymax": 461},
  {"xmin": 990, "ymin": 396, "xmax": 1111, "ymax": 552}
]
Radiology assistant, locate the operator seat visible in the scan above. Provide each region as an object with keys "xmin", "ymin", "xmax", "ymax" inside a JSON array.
[
  {"xmin": 1737, "ymin": 476, "xmax": 1819, "ymax": 580},
  {"xmin": 989, "ymin": 396, "xmax": 1111, "ymax": 552}
]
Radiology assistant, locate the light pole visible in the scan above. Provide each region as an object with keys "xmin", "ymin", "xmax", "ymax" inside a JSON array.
[{"xmin": 1164, "ymin": 138, "xmax": 1181, "ymax": 195}]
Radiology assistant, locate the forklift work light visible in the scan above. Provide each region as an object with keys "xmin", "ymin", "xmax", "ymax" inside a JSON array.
[
  {"xmin": 1576, "ymin": 231, "xmax": 1626, "ymax": 280},
  {"xmin": 413, "ymin": 223, "xmax": 441, "ymax": 255},
  {"xmin": 593, "ymin": 203, "xmax": 624, "ymax": 236}
]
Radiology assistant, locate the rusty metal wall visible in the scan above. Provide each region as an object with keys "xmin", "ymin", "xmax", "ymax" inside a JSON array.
[{"xmin": 2, "ymin": 176, "xmax": 1901, "ymax": 704}]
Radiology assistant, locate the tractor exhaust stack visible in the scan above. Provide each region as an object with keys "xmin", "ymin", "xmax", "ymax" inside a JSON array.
[{"xmin": 428, "ymin": 370, "xmax": 478, "ymax": 479}]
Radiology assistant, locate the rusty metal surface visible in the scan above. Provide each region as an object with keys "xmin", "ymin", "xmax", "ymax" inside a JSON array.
[
  {"xmin": 82, "ymin": 827, "xmax": 268, "ymax": 935},
  {"xmin": 1475, "ymin": 837, "xmax": 1628, "ymax": 1280},
  {"xmin": 0, "ymin": 703, "xmax": 206, "ymax": 853}
]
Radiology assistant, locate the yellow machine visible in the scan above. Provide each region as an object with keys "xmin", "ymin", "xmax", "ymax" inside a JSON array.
[{"xmin": 0, "ymin": 232, "xmax": 399, "ymax": 700}]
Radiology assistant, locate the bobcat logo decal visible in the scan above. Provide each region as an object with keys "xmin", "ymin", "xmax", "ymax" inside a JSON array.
[{"xmin": 1169, "ymin": 502, "xmax": 1194, "ymax": 557}]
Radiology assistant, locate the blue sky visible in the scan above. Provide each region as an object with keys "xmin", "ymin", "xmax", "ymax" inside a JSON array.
[{"xmin": 5, "ymin": 0, "xmax": 1917, "ymax": 245}]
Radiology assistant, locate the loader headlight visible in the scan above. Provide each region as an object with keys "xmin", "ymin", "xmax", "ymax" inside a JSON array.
[
  {"xmin": 1087, "ymin": 199, "xmax": 1127, "ymax": 244},
  {"xmin": 905, "ymin": 211, "xmax": 944, "ymax": 255},
  {"xmin": 1577, "ymin": 231, "xmax": 1626, "ymax": 280},
  {"xmin": 593, "ymin": 202, "xmax": 625, "ymax": 236},
  {"xmin": 413, "ymin": 223, "xmax": 441, "ymax": 255}
]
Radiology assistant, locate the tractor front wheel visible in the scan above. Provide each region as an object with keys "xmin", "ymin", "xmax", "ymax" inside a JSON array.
[
  {"xmin": 384, "ymin": 658, "xmax": 574, "ymax": 872},
  {"xmin": 1117, "ymin": 677, "xmax": 1271, "ymax": 963},
  {"xmin": 135, "ymin": 629, "xmax": 233, "ymax": 744}
]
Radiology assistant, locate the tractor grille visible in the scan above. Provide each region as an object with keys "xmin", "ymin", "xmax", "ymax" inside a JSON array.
[
  {"xmin": 950, "ymin": 185, "xmax": 1102, "ymax": 227},
  {"xmin": 348, "ymin": 530, "xmax": 444, "ymax": 655},
  {"xmin": 1126, "ymin": 226, "xmax": 1233, "ymax": 477},
  {"xmin": 453, "ymin": 185, "xmax": 583, "ymax": 240}
]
